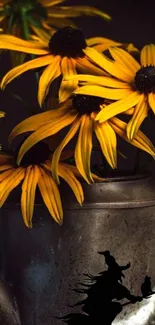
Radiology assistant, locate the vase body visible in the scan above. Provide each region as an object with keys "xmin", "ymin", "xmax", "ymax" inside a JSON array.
[{"xmin": 1, "ymin": 175, "xmax": 155, "ymax": 325}]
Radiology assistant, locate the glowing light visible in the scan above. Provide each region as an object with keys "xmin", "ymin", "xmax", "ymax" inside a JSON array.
[{"xmin": 114, "ymin": 287, "xmax": 155, "ymax": 325}]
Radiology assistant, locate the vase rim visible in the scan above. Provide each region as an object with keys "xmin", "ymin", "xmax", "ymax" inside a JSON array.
[
  {"xmin": 82, "ymin": 171, "xmax": 152, "ymax": 184},
  {"xmin": 1, "ymin": 171, "xmax": 155, "ymax": 210}
]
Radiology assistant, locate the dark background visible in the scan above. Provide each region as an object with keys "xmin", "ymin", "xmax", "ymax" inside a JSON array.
[
  {"xmin": 0, "ymin": 0, "xmax": 155, "ymax": 172},
  {"xmin": 72, "ymin": 0, "xmax": 155, "ymax": 47}
]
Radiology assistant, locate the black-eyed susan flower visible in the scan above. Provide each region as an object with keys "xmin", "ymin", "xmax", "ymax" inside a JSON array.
[
  {"xmin": 67, "ymin": 44, "xmax": 155, "ymax": 140},
  {"xmin": 0, "ymin": 27, "xmax": 117, "ymax": 104},
  {"xmin": 8, "ymin": 96, "xmax": 155, "ymax": 184},
  {"xmin": 0, "ymin": 0, "xmax": 111, "ymax": 39},
  {"xmin": 0, "ymin": 140, "xmax": 84, "ymax": 228}
]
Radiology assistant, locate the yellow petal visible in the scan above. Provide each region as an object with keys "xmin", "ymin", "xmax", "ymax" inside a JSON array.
[
  {"xmin": 148, "ymin": 92, "xmax": 155, "ymax": 114},
  {"xmin": 0, "ymin": 164, "xmax": 13, "ymax": 171},
  {"xmin": 125, "ymin": 107, "xmax": 135, "ymax": 115},
  {"xmin": 72, "ymin": 6, "xmax": 111, "ymax": 21},
  {"xmin": 141, "ymin": 44, "xmax": 155, "ymax": 66},
  {"xmin": 43, "ymin": 0, "xmax": 65, "ymax": 7},
  {"xmin": 47, "ymin": 9, "xmax": 81, "ymax": 18},
  {"xmin": 38, "ymin": 166, "xmax": 63, "ymax": 224},
  {"xmin": 84, "ymin": 47, "xmax": 133, "ymax": 82},
  {"xmin": 64, "ymin": 163, "xmax": 104, "ymax": 181},
  {"xmin": 46, "ymin": 16, "xmax": 76, "ymax": 28},
  {"xmin": 76, "ymin": 56, "xmax": 108, "ymax": 76},
  {"xmin": 0, "ymin": 168, "xmax": 15, "ymax": 182},
  {"xmin": 75, "ymin": 115, "xmax": 93, "ymax": 184},
  {"xmin": 58, "ymin": 163, "xmax": 84, "ymax": 205},
  {"xmin": 0, "ymin": 167, "xmax": 23, "ymax": 189},
  {"xmin": 93, "ymin": 43, "xmax": 120, "ymax": 52},
  {"xmin": 0, "ymin": 34, "xmax": 48, "ymax": 54},
  {"xmin": 52, "ymin": 118, "xmax": 81, "ymax": 183},
  {"xmin": 74, "ymin": 85, "xmax": 132, "ymax": 100},
  {"xmin": 127, "ymin": 96, "xmax": 148, "ymax": 140},
  {"xmin": 9, "ymin": 102, "xmax": 70, "ymax": 143},
  {"xmin": 49, "ymin": 6, "xmax": 111, "ymax": 21},
  {"xmin": 66, "ymin": 74, "xmax": 130, "ymax": 88},
  {"xmin": 41, "ymin": 20, "xmax": 54, "ymax": 31},
  {"xmin": 30, "ymin": 25, "xmax": 50, "ymax": 43},
  {"xmin": 59, "ymin": 57, "xmax": 78, "ymax": 102},
  {"xmin": 125, "ymin": 43, "xmax": 139, "ymax": 54},
  {"xmin": 86, "ymin": 37, "xmax": 121, "ymax": 47},
  {"xmin": 110, "ymin": 116, "xmax": 155, "ymax": 150},
  {"xmin": 109, "ymin": 117, "xmax": 155, "ymax": 158},
  {"xmin": 38, "ymin": 55, "xmax": 61, "ymax": 106},
  {"xmin": 109, "ymin": 47, "xmax": 140, "ymax": 74},
  {"xmin": 17, "ymin": 111, "xmax": 77, "ymax": 165},
  {"xmin": 0, "ymin": 168, "xmax": 24, "ymax": 207},
  {"xmin": 94, "ymin": 121, "xmax": 117, "ymax": 168},
  {"xmin": 21, "ymin": 165, "xmax": 39, "ymax": 228},
  {"xmin": 1, "ymin": 55, "xmax": 54, "ymax": 90},
  {"xmin": 96, "ymin": 92, "xmax": 142, "ymax": 123},
  {"xmin": 0, "ymin": 16, "xmax": 5, "ymax": 23}
]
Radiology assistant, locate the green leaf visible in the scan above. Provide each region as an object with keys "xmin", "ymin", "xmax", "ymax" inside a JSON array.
[{"xmin": 27, "ymin": 15, "xmax": 42, "ymax": 28}]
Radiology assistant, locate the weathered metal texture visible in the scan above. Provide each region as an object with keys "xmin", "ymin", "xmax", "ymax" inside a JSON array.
[
  {"xmin": 62, "ymin": 173, "xmax": 155, "ymax": 209},
  {"xmin": 0, "ymin": 280, "xmax": 21, "ymax": 325},
  {"xmin": 0, "ymin": 175, "xmax": 155, "ymax": 325}
]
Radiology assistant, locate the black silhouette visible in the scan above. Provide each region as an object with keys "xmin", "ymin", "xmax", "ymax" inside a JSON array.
[
  {"xmin": 98, "ymin": 250, "xmax": 130, "ymax": 283},
  {"xmin": 141, "ymin": 275, "xmax": 155, "ymax": 298},
  {"xmin": 57, "ymin": 251, "xmax": 154, "ymax": 325}
]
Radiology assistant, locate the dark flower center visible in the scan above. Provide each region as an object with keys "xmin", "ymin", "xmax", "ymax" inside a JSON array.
[
  {"xmin": 134, "ymin": 65, "xmax": 155, "ymax": 93},
  {"xmin": 15, "ymin": 140, "xmax": 50, "ymax": 166},
  {"xmin": 72, "ymin": 95, "xmax": 104, "ymax": 116},
  {"xmin": 48, "ymin": 26, "xmax": 87, "ymax": 58}
]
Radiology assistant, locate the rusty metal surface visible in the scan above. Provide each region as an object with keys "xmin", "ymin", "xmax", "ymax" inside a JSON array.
[{"xmin": 0, "ymin": 175, "xmax": 155, "ymax": 324}]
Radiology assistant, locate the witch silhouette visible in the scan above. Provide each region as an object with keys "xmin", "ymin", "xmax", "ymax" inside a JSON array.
[{"xmin": 57, "ymin": 251, "xmax": 153, "ymax": 325}]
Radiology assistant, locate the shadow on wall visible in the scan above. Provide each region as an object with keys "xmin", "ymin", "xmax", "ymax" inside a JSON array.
[{"xmin": 56, "ymin": 251, "xmax": 155, "ymax": 325}]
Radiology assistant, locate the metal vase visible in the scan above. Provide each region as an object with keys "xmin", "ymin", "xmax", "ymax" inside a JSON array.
[{"xmin": 0, "ymin": 173, "xmax": 155, "ymax": 325}]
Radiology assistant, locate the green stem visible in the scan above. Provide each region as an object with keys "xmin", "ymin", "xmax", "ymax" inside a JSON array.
[
  {"xmin": 20, "ymin": 8, "xmax": 39, "ymax": 105},
  {"xmin": 7, "ymin": 14, "xmax": 14, "ymax": 32},
  {"xmin": 20, "ymin": 8, "xmax": 30, "ymax": 40}
]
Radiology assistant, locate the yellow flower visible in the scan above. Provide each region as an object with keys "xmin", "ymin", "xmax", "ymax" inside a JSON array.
[
  {"xmin": 67, "ymin": 45, "xmax": 155, "ymax": 140},
  {"xmin": 0, "ymin": 141, "xmax": 84, "ymax": 228},
  {"xmin": 0, "ymin": 0, "xmax": 111, "ymax": 39},
  {"xmin": 0, "ymin": 27, "xmax": 117, "ymax": 104},
  {"xmin": 8, "ymin": 97, "xmax": 155, "ymax": 184}
]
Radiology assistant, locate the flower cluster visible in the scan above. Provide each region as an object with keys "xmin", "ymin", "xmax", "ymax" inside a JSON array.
[
  {"xmin": 0, "ymin": 0, "xmax": 111, "ymax": 64},
  {"xmin": 0, "ymin": 0, "xmax": 111, "ymax": 39},
  {"xmin": 0, "ymin": 1, "xmax": 155, "ymax": 227}
]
